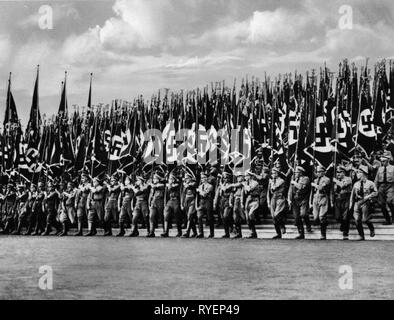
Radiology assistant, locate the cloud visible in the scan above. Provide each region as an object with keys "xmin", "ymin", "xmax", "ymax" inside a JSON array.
[{"xmin": 0, "ymin": 35, "xmax": 10, "ymax": 67}]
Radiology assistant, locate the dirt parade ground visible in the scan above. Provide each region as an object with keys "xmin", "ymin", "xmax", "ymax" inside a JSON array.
[{"xmin": 0, "ymin": 236, "xmax": 393, "ymax": 300}]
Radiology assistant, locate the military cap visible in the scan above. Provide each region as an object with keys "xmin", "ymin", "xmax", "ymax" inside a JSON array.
[
  {"xmin": 358, "ymin": 165, "xmax": 369, "ymax": 175},
  {"xmin": 222, "ymin": 172, "xmax": 232, "ymax": 179},
  {"xmin": 200, "ymin": 172, "xmax": 208, "ymax": 179},
  {"xmin": 295, "ymin": 166, "xmax": 306, "ymax": 174},
  {"xmin": 336, "ymin": 165, "xmax": 346, "ymax": 173},
  {"xmin": 184, "ymin": 172, "xmax": 195, "ymax": 181},
  {"xmin": 316, "ymin": 165, "xmax": 326, "ymax": 173},
  {"xmin": 153, "ymin": 171, "xmax": 165, "ymax": 181},
  {"xmin": 380, "ymin": 151, "xmax": 392, "ymax": 161}
]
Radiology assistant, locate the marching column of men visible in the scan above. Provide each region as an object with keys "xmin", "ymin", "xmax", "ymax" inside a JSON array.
[{"xmin": 1, "ymin": 150, "xmax": 394, "ymax": 241}]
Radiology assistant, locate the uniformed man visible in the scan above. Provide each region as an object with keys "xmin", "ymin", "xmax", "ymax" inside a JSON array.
[
  {"xmin": 42, "ymin": 181, "xmax": 60, "ymax": 236},
  {"xmin": 196, "ymin": 172, "xmax": 215, "ymax": 238},
  {"xmin": 374, "ymin": 151, "xmax": 394, "ymax": 225},
  {"xmin": 146, "ymin": 172, "xmax": 165, "ymax": 238},
  {"xmin": 117, "ymin": 176, "xmax": 134, "ymax": 237},
  {"xmin": 181, "ymin": 172, "xmax": 198, "ymax": 238},
  {"xmin": 12, "ymin": 183, "xmax": 29, "ymax": 235},
  {"xmin": 130, "ymin": 175, "xmax": 150, "ymax": 237},
  {"xmin": 311, "ymin": 166, "xmax": 331, "ymax": 240},
  {"xmin": 0, "ymin": 183, "xmax": 17, "ymax": 234},
  {"xmin": 288, "ymin": 166, "xmax": 311, "ymax": 240},
  {"xmin": 31, "ymin": 181, "xmax": 46, "ymax": 236},
  {"xmin": 208, "ymin": 167, "xmax": 221, "ymax": 228},
  {"xmin": 59, "ymin": 181, "xmax": 77, "ymax": 237},
  {"xmin": 74, "ymin": 174, "xmax": 91, "ymax": 236},
  {"xmin": 85, "ymin": 177, "xmax": 105, "ymax": 237},
  {"xmin": 213, "ymin": 172, "xmax": 234, "ymax": 238},
  {"xmin": 350, "ymin": 165, "xmax": 378, "ymax": 240},
  {"xmin": 231, "ymin": 172, "xmax": 245, "ymax": 239},
  {"xmin": 104, "ymin": 176, "xmax": 121, "ymax": 236},
  {"xmin": 333, "ymin": 166, "xmax": 353, "ymax": 240},
  {"xmin": 255, "ymin": 166, "xmax": 270, "ymax": 220},
  {"xmin": 0, "ymin": 185, "xmax": 4, "ymax": 232},
  {"xmin": 242, "ymin": 171, "xmax": 260, "ymax": 239},
  {"xmin": 24, "ymin": 184, "xmax": 37, "ymax": 236},
  {"xmin": 267, "ymin": 168, "xmax": 287, "ymax": 239},
  {"xmin": 162, "ymin": 173, "xmax": 182, "ymax": 238}
]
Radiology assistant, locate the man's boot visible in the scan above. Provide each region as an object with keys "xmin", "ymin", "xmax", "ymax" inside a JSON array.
[
  {"xmin": 222, "ymin": 221, "xmax": 230, "ymax": 239},
  {"xmin": 320, "ymin": 222, "xmax": 327, "ymax": 240},
  {"xmin": 356, "ymin": 222, "xmax": 365, "ymax": 241},
  {"xmin": 11, "ymin": 221, "xmax": 22, "ymax": 235},
  {"xmin": 295, "ymin": 222, "xmax": 305, "ymax": 240},
  {"xmin": 272, "ymin": 223, "xmax": 282, "ymax": 239},
  {"xmin": 24, "ymin": 224, "xmax": 33, "ymax": 236},
  {"xmin": 176, "ymin": 224, "xmax": 182, "ymax": 238},
  {"xmin": 196, "ymin": 220, "xmax": 204, "ymax": 238},
  {"xmin": 161, "ymin": 221, "xmax": 169, "ymax": 238},
  {"xmin": 367, "ymin": 222, "xmax": 375, "ymax": 238},
  {"xmin": 247, "ymin": 221, "xmax": 257, "ymax": 239},
  {"xmin": 232, "ymin": 224, "xmax": 242, "ymax": 239},
  {"xmin": 1, "ymin": 222, "xmax": 11, "ymax": 235},
  {"xmin": 208, "ymin": 222, "xmax": 215, "ymax": 238},
  {"xmin": 41, "ymin": 225, "xmax": 51, "ymax": 236},
  {"xmin": 182, "ymin": 220, "xmax": 192, "ymax": 238},
  {"xmin": 382, "ymin": 207, "xmax": 392, "ymax": 225},
  {"xmin": 84, "ymin": 222, "xmax": 96, "ymax": 237},
  {"xmin": 58, "ymin": 222, "xmax": 68, "ymax": 237},
  {"xmin": 116, "ymin": 223, "xmax": 126, "ymax": 237},
  {"xmin": 304, "ymin": 215, "xmax": 312, "ymax": 233},
  {"xmin": 74, "ymin": 218, "xmax": 83, "ymax": 236},
  {"xmin": 104, "ymin": 222, "xmax": 112, "ymax": 237}
]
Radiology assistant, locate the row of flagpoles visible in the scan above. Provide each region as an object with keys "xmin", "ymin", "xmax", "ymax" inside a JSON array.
[{"xmin": 0, "ymin": 58, "xmax": 393, "ymax": 185}]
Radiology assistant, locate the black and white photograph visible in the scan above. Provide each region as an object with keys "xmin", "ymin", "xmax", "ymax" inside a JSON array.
[{"xmin": 0, "ymin": 0, "xmax": 393, "ymax": 305}]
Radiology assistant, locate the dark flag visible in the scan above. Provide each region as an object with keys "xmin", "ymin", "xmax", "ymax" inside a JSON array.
[
  {"xmin": 58, "ymin": 73, "xmax": 68, "ymax": 117},
  {"xmin": 356, "ymin": 71, "xmax": 377, "ymax": 155}
]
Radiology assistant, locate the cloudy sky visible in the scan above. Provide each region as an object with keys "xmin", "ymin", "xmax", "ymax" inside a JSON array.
[{"xmin": 0, "ymin": 0, "xmax": 393, "ymax": 126}]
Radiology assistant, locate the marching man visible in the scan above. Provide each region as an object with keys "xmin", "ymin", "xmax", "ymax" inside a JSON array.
[
  {"xmin": 375, "ymin": 151, "xmax": 394, "ymax": 225},
  {"xmin": 288, "ymin": 166, "xmax": 311, "ymax": 240},
  {"xmin": 350, "ymin": 165, "xmax": 378, "ymax": 241},
  {"xmin": 333, "ymin": 166, "xmax": 353, "ymax": 240},
  {"xmin": 311, "ymin": 166, "xmax": 331, "ymax": 240}
]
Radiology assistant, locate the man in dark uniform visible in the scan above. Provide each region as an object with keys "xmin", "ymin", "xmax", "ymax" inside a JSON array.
[
  {"xmin": 12, "ymin": 183, "xmax": 30, "ymax": 235},
  {"xmin": 24, "ymin": 184, "xmax": 37, "ymax": 236},
  {"xmin": 162, "ymin": 173, "xmax": 182, "ymax": 238},
  {"xmin": 196, "ymin": 172, "xmax": 215, "ymax": 238},
  {"xmin": 117, "ymin": 176, "xmax": 134, "ymax": 237},
  {"xmin": 288, "ymin": 166, "xmax": 311, "ymax": 240},
  {"xmin": 242, "ymin": 171, "xmax": 261, "ymax": 239},
  {"xmin": 231, "ymin": 172, "xmax": 245, "ymax": 239},
  {"xmin": 375, "ymin": 151, "xmax": 394, "ymax": 225},
  {"xmin": 213, "ymin": 172, "xmax": 234, "ymax": 238},
  {"xmin": 311, "ymin": 166, "xmax": 331, "ymax": 240},
  {"xmin": 350, "ymin": 165, "xmax": 378, "ymax": 240},
  {"xmin": 42, "ymin": 181, "xmax": 60, "ymax": 236},
  {"xmin": 85, "ymin": 177, "xmax": 105, "ymax": 237},
  {"xmin": 333, "ymin": 166, "xmax": 353, "ymax": 240},
  {"xmin": 182, "ymin": 172, "xmax": 198, "ymax": 238},
  {"xmin": 147, "ymin": 172, "xmax": 165, "ymax": 238},
  {"xmin": 31, "ymin": 181, "xmax": 46, "ymax": 236},
  {"xmin": 130, "ymin": 175, "xmax": 150, "ymax": 237},
  {"xmin": 103, "ymin": 176, "xmax": 121, "ymax": 236},
  {"xmin": 59, "ymin": 181, "xmax": 77, "ymax": 237},
  {"xmin": 267, "ymin": 168, "xmax": 287, "ymax": 239},
  {"xmin": 1, "ymin": 183, "xmax": 17, "ymax": 234},
  {"xmin": 0, "ymin": 185, "xmax": 4, "ymax": 232},
  {"xmin": 74, "ymin": 174, "xmax": 90, "ymax": 236}
]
